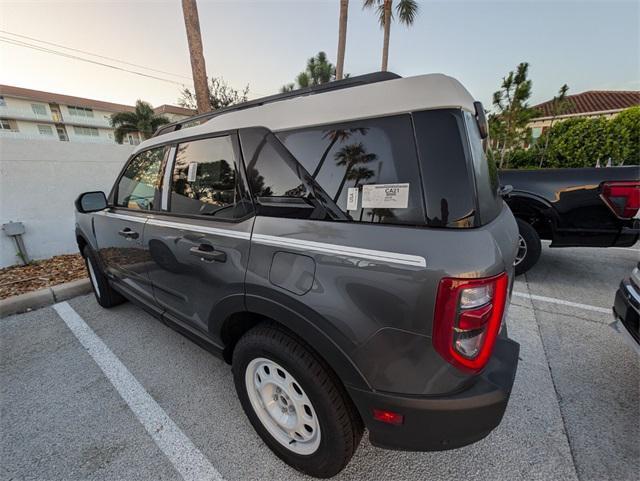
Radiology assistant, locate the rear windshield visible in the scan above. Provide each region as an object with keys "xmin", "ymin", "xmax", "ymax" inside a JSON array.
[
  {"xmin": 412, "ymin": 109, "xmax": 477, "ymax": 227},
  {"xmin": 463, "ymin": 111, "xmax": 502, "ymax": 224}
]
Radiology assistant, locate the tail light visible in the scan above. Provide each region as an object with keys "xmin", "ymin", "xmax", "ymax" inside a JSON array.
[
  {"xmin": 433, "ymin": 273, "xmax": 508, "ymax": 373},
  {"xmin": 600, "ymin": 181, "xmax": 640, "ymax": 219}
]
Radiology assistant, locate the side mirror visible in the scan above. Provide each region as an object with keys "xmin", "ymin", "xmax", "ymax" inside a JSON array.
[
  {"xmin": 75, "ymin": 191, "xmax": 108, "ymax": 213},
  {"xmin": 474, "ymin": 101, "xmax": 489, "ymax": 140}
]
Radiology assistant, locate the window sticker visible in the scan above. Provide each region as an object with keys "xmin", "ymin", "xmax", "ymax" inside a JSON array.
[
  {"xmin": 347, "ymin": 187, "xmax": 359, "ymax": 211},
  {"xmin": 362, "ymin": 183, "xmax": 409, "ymax": 209},
  {"xmin": 187, "ymin": 162, "xmax": 198, "ymax": 182}
]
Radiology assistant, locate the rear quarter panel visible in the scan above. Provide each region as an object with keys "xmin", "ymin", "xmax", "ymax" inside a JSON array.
[{"xmin": 245, "ymin": 206, "xmax": 518, "ymax": 395}]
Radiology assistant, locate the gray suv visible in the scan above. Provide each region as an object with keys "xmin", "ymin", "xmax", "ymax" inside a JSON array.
[{"xmin": 75, "ymin": 72, "xmax": 520, "ymax": 478}]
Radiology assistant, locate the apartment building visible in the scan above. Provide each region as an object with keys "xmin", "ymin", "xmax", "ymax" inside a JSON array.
[{"xmin": 0, "ymin": 85, "xmax": 195, "ymax": 145}]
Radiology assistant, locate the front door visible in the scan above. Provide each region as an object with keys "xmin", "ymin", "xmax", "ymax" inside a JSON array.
[
  {"xmin": 145, "ymin": 134, "xmax": 254, "ymax": 336},
  {"xmin": 94, "ymin": 146, "xmax": 167, "ymax": 303}
]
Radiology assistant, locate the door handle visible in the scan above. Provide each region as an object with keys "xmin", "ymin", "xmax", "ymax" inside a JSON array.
[
  {"xmin": 118, "ymin": 228, "xmax": 139, "ymax": 239},
  {"xmin": 189, "ymin": 245, "xmax": 226, "ymax": 263}
]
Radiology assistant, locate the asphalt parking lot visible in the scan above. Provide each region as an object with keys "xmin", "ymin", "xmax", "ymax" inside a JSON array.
[{"xmin": 1, "ymin": 243, "xmax": 638, "ymax": 481}]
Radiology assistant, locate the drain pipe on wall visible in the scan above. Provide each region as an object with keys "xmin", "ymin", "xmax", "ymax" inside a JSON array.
[{"xmin": 2, "ymin": 221, "xmax": 30, "ymax": 265}]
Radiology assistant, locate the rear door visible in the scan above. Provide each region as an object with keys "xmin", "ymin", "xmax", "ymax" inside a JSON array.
[
  {"xmin": 94, "ymin": 146, "xmax": 167, "ymax": 304},
  {"xmin": 144, "ymin": 133, "xmax": 254, "ymax": 336}
]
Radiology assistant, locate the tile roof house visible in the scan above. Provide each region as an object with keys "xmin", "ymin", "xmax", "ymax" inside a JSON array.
[{"xmin": 528, "ymin": 90, "xmax": 639, "ymax": 142}]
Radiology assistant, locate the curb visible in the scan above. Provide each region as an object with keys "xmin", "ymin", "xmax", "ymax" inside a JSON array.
[{"xmin": 0, "ymin": 278, "xmax": 92, "ymax": 318}]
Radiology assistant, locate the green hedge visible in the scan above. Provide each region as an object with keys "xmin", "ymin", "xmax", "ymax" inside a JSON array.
[{"xmin": 494, "ymin": 106, "xmax": 640, "ymax": 169}]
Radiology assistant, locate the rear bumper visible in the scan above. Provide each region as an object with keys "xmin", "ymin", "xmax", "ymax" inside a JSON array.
[
  {"xmin": 612, "ymin": 279, "xmax": 640, "ymax": 351},
  {"xmin": 347, "ymin": 337, "xmax": 519, "ymax": 451}
]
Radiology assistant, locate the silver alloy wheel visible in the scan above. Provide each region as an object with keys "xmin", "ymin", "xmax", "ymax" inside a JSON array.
[
  {"xmin": 86, "ymin": 257, "xmax": 101, "ymax": 299},
  {"xmin": 245, "ymin": 357, "xmax": 321, "ymax": 455},
  {"xmin": 514, "ymin": 234, "xmax": 528, "ymax": 266}
]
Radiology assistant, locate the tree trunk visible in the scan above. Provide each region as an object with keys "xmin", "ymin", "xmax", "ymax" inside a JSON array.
[
  {"xmin": 539, "ymin": 119, "xmax": 555, "ymax": 168},
  {"xmin": 182, "ymin": 0, "xmax": 211, "ymax": 114},
  {"xmin": 381, "ymin": 0, "xmax": 391, "ymax": 72},
  {"xmin": 312, "ymin": 136, "xmax": 339, "ymax": 178},
  {"xmin": 335, "ymin": 0, "xmax": 349, "ymax": 80}
]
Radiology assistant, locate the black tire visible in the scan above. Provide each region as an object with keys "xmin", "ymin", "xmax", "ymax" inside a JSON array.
[
  {"xmin": 232, "ymin": 323, "xmax": 363, "ymax": 478},
  {"xmin": 514, "ymin": 218, "xmax": 542, "ymax": 276},
  {"xmin": 83, "ymin": 246, "xmax": 126, "ymax": 308}
]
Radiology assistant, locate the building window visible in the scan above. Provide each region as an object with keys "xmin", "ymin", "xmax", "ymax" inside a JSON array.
[
  {"xmin": 74, "ymin": 126, "xmax": 99, "ymax": 136},
  {"xmin": 68, "ymin": 106, "xmax": 94, "ymax": 118},
  {"xmin": 0, "ymin": 96, "xmax": 6, "ymax": 107},
  {"xmin": 32, "ymin": 104, "xmax": 47, "ymax": 116},
  {"xmin": 0, "ymin": 118, "xmax": 12, "ymax": 130},
  {"xmin": 38, "ymin": 124, "xmax": 54, "ymax": 136}
]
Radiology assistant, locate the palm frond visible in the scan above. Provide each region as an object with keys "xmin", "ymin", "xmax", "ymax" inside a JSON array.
[{"xmin": 396, "ymin": 0, "xmax": 418, "ymax": 25}]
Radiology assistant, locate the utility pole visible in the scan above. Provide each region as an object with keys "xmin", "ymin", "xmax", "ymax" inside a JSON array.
[
  {"xmin": 335, "ymin": 0, "xmax": 349, "ymax": 80},
  {"xmin": 181, "ymin": 0, "xmax": 211, "ymax": 114}
]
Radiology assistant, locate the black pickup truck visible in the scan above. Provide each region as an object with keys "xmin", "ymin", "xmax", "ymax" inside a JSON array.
[{"xmin": 499, "ymin": 166, "xmax": 639, "ymax": 275}]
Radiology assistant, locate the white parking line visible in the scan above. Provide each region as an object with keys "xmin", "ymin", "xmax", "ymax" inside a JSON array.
[
  {"xmin": 512, "ymin": 291, "xmax": 611, "ymax": 314},
  {"xmin": 52, "ymin": 302, "xmax": 224, "ymax": 481}
]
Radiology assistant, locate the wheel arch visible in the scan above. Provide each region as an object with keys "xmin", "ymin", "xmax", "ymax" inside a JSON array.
[
  {"xmin": 506, "ymin": 192, "xmax": 556, "ymax": 240},
  {"xmin": 210, "ymin": 295, "xmax": 371, "ymax": 392}
]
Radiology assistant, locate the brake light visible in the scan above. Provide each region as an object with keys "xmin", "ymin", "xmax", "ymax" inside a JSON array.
[
  {"xmin": 600, "ymin": 181, "xmax": 640, "ymax": 219},
  {"xmin": 372, "ymin": 409, "xmax": 404, "ymax": 425},
  {"xmin": 433, "ymin": 273, "xmax": 508, "ymax": 373}
]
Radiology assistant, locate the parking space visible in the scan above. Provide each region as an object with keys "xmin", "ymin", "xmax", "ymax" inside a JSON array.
[{"xmin": 1, "ymin": 244, "xmax": 638, "ymax": 481}]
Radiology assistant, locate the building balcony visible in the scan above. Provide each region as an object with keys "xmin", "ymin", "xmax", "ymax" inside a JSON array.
[
  {"xmin": 0, "ymin": 129, "xmax": 117, "ymax": 144},
  {"xmin": 0, "ymin": 106, "xmax": 113, "ymax": 128},
  {"xmin": 0, "ymin": 106, "xmax": 52, "ymax": 122}
]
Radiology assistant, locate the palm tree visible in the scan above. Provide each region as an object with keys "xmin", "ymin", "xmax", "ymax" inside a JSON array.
[
  {"xmin": 336, "ymin": 0, "xmax": 350, "ymax": 80},
  {"xmin": 281, "ymin": 51, "xmax": 336, "ymax": 92},
  {"xmin": 110, "ymin": 100, "xmax": 170, "ymax": 144},
  {"xmin": 312, "ymin": 127, "xmax": 368, "ymax": 178},
  {"xmin": 363, "ymin": 0, "xmax": 419, "ymax": 72},
  {"xmin": 333, "ymin": 142, "xmax": 377, "ymax": 202}
]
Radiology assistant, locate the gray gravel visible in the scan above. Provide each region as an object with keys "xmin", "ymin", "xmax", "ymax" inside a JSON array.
[{"xmin": 1, "ymin": 244, "xmax": 638, "ymax": 480}]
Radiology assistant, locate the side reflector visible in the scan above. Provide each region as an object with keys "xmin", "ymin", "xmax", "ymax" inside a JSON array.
[{"xmin": 373, "ymin": 409, "xmax": 404, "ymax": 425}]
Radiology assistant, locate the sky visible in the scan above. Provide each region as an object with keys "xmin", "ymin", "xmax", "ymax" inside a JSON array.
[{"xmin": 0, "ymin": 0, "xmax": 638, "ymax": 110}]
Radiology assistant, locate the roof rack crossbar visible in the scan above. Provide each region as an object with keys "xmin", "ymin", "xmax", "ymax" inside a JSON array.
[{"xmin": 152, "ymin": 71, "xmax": 401, "ymax": 137}]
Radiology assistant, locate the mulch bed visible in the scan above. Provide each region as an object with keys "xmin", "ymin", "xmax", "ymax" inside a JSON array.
[{"xmin": 0, "ymin": 254, "xmax": 87, "ymax": 300}]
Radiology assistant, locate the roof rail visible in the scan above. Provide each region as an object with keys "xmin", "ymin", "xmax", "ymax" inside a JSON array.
[{"xmin": 152, "ymin": 71, "xmax": 401, "ymax": 137}]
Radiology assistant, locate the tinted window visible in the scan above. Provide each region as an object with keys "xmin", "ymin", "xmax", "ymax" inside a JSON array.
[
  {"xmin": 412, "ymin": 109, "xmax": 476, "ymax": 228},
  {"xmin": 169, "ymin": 135, "xmax": 251, "ymax": 219},
  {"xmin": 277, "ymin": 115, "xmax": 425, "ymax": 225},
  {"xmin": 116, "ymin": 147, "xmax": 165, "ymax": 210},
  {"xmin": 464, "ymin": 111, "xmax": 502, "ymax": 223},
  {"xmin": 240, "ymin": 128, "xmax": 343, "ymax": 220}
]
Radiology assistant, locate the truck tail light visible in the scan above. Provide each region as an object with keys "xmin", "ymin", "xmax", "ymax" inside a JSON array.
[
  {"xmin": 433, "ymin": 273, "xmax": 508, "ymax": 373},
  {"xmin": 600, "ymin": 181, "xmax": 640, "ymax": 219}
]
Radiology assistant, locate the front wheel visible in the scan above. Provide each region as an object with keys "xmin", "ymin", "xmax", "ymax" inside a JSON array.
[
  {"xmin": 232, "ymin": 324, "xmax": 363, "ymax": 478},
  {"xmin": 514, "ymin": 218, "xmax": 542, "ymax": 276},
  {"xmin": 83, "ymin": 246, "xmax": 125, "ymax": 308}
]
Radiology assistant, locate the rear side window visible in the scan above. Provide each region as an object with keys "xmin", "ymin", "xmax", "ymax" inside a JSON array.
[
  {"xmin": 169, "ymin": 135, "xmax": 252, "ymax": 219},
  {"xmin": 116, "ymin": 147, "xmax": 165, "ymax": 210},
  {"xmin": 412, "ymin": 109, "xmax": 476, "ymax": 228},
  {"xmin": 464, "ymin": 111, "xmax": 502, "ymax": 223},
  {"xmin": 277, "ymin": 115, "xmax": 425, "ymax": 225}
]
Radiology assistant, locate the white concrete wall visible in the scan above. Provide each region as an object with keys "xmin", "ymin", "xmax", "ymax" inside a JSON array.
[{"xmin": 0, "ymin": 137, "xmax": 133, "ymax": 267}]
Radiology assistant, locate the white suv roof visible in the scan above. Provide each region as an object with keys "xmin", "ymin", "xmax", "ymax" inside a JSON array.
[{"xmin": 134, "ymin": 73, "xmax": 476, "ymax": 154}]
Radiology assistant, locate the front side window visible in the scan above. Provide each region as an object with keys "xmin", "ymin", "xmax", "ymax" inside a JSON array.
[
  {"xmin": 68, "ymin": 106, "xmax": 94, "ymax": 118},
  {"xmin": 169, "ymin": 135, "xmax": 251, "ymax": 219},
  {"xmin": 0, "ymin": 96, "xmax": 6, "ymax": 107},
  {"xmin": 116, "ymin": 147, "xmax": 166, "ymax": 210},
  {"xmin": 0, "ymin": 118, "xmax": 12, "ymax": 130},
  {"xmin": 277, "ymin": 115, "xmax": 425, "ymax": 225}
]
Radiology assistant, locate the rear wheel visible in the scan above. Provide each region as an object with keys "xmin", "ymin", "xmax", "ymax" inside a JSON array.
[
  {"xmin": 514, "ymin": 218, "xmax": 541, "ymax": 275},
  {"xmin": 83, "ymin": 246, "xmax": 125, "ymax": 308},
  {"xmin": 232, "ymin": 323, "xmax": 363, "ymax": 478}
]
